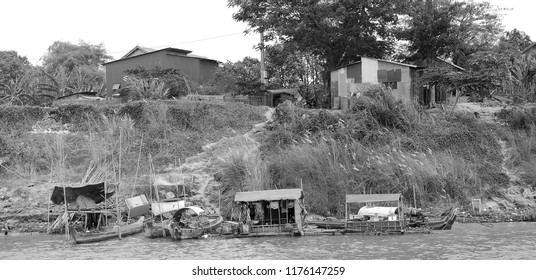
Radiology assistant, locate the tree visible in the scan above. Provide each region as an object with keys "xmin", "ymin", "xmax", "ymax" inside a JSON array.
[
  {"xmin": 41, "ymin": 40, "xmax": 111, "ymax": 73},
  {"xmin": 0, "ymin": 74, "xmax": 34, "ymax": 105},
  {"xmin": 36, "ymin": 66, "xmax": 73, "ymax": 99},
  {"xmin": 265, "ymin": 43, "xmax": 324, "ymax": 107},
  {"xmin": 0, "ymin": 51, "xmax": 31, "ymax": 84},
  {"xmin": 229, "ymin": 0, "xmax": 406, "ymax": 104},
  {"xmin": 398, "ymin": 0, "xmax": 503, "ymax": 67},
  {"xmin": 206, "ymin": 57, "xmax": 264, "ymax": 96},
  {"xmin": 469, "ymin": 29, "xmax": 536, "ymax": 100}
]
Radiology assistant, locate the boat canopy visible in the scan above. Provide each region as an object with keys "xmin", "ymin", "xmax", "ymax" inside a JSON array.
[
  {"xmin": 346, "ymin": 194, "xmax": 401, "ymax": 204},
  {"xmin": 356, "ymin": 206, "xmax": 398, "ymax": 218},
  {"xmin": 151, "ymin": 200, "xmax": 185, "ymax": 216},
  {"xmin": 177, "ymin": 206, "xmax": 205, "ymax": 215},
  {"xmin": 234, "ymin": 189, "xmax": 304, "ymax": 202}
]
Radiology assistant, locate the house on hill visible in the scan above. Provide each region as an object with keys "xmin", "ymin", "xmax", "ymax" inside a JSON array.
[
  {"xmin": 330, "ymin": 57, "xmax": 419, "ymax": 109},
  {"xmin": 329, "ymin": 56, "xmax": 466, "ymax": 110},
  {"xmin": 103, "ymin": 46, "xmax": 219, "ymax": 97},
  {"xmin": 416, "ymin": 57, "xmax": 466, "ymax": 107}
]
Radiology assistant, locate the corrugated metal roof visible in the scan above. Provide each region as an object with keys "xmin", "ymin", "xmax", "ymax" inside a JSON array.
[
  {"xmin": 234, "ymin": 189, "xmax": 304, "ymax": 202},
  {"xmin": 346, "ymin": 193, "xmax": 401, "ymax": 203},
  {"xmin": 105, "ymin": 46, "xmax": 220, "ymax": 65}
]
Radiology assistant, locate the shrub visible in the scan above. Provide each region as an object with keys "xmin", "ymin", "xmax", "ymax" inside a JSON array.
[{"xmin": 496, "ymin": 108, "xmax": 536, "ymax": 130}]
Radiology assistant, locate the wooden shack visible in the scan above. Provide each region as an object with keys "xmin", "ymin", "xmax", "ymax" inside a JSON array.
[{"xmin": 233, "ymin": 188, "xmax": 305, "ymax": 237}]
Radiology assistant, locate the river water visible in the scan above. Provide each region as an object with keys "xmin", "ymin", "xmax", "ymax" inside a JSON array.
[{"xmin": 1, "ymin": 222, "xmax": 535, "ymax": 260}]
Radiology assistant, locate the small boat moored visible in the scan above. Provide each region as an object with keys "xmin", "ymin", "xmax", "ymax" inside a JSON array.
[
  {"xmin": 69, "ymin": 216, "xmax": 145, "ymax": 244},
  {"xmin": 164, "ymin": 206, "xmax": 223, "ymax": 240}
]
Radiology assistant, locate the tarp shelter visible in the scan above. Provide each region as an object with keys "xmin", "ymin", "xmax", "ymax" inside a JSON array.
[
  {"xmin": 234, "ymin": 189, "xmax": 304, "ymax": 202},
  {"xmin": 50, "ymin": 182, "xmax": 115, "ymax": 205}
]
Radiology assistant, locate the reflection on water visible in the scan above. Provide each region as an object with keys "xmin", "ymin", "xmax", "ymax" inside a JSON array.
[{"xmin": 1, "ymin": 223, "xmax": 535, "ymax": 260}]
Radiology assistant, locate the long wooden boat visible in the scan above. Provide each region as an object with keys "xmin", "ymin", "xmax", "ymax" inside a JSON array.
[
  {"xmin": 69, "ymin": 216, "xmax": 145, "ymax": 244},
  {"xmin": 307, "ymin": 220, "xmax": 346, "ymax": 229},
  {"xmin": 310, "ymin": 208, "xmax": 457, "ymax": 231}
]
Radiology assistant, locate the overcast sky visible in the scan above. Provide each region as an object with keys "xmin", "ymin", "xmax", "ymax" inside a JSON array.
[{"xmin": 1, "ymin": 0, "xmax": 535, "ymax": 66}]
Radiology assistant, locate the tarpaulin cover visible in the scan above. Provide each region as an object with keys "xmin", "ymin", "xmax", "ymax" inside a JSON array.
[
  {"xmin": 50, "ymin": 182, "xmax": 115, "ymax": 205},
  {"xmin": 356, "ymin": 206, "xmax": 398, "ymax": 218}
]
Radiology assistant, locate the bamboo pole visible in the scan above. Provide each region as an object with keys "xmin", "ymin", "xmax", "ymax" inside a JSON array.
[
  {"xmin": 58, "ymin": 135, "xmax": 69, "ymax": 241},
  {"xmin": 150, "ymin": 155, "xmax": 166, "ymax": 237},
  {"xmin": 413, "ymin": 184, "xmax": 417, "ymax": 209},
  {"xmin": 132, "ymin": 135, "xmax": 143, "ymax": 197},
  {"xmin": 117, "ymin": 129, "xmax": 122, "ymax": 239}
]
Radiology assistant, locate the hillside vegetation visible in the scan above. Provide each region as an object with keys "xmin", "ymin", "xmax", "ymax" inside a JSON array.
[
  {"xmin": 0, "ymin": 100, "xmax": 266, "ymax": 186},
  {"xmin": 215, "ymin": 87, "xmax": 531, "ymax": 218},
  {"xmin": 3, "ymin": 90, "xmax": 536, "ymax": 225}
]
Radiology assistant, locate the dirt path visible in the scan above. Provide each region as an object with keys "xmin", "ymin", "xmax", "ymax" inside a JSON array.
[{"xmin": 153, "ymin": 107, "xmax": 274, "ymax": 213}]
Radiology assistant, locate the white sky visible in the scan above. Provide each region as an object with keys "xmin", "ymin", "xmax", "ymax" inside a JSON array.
[{"xmin": 1, "ymin": 0, "xmax": 535, "ymax": 66}]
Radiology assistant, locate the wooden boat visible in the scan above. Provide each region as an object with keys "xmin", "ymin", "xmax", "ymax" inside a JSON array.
[
  {"xmin": 307, "ymin": 220, "xmax": 346, "ymax": 229},
  {"xmin": 311, "ymin": 208, "xmax": 457, "ymax": 231},
  {"xmin": 342, "ymin": 194, "xmax": 408, "ymax": 235},
  {"xmin": 409, "ymin": 208, "xmax": 457, "ymax": 230},
  {"xmin": 165, "ymin": 206, "xmax": 223, "ymax": 240},
  {"xmin": 69, "ymin": 216, "xmax": 145, "ymax": 244}
]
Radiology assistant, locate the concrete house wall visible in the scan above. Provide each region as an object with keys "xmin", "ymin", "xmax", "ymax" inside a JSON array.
[{"xmin": 330, "ymin": 57, "xmax": 418, "ymax": 109}]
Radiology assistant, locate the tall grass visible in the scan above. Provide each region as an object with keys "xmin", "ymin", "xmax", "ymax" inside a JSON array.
[
  {"xmin": 211, "ymin": 145, "xmax": 272, "ymax": 219},
  {"xmin": 249, "ymin": 87, "xmax": 507, "ymax": 215},
  {"xmin": 0, "ymin": 101, "xmax": 266, "ymax": 191},
  {"xmin": 265, "ymin": 139, "xmax": 482, "ymax": 217}
]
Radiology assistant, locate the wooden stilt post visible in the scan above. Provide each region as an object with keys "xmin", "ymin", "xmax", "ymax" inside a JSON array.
[
  {"xmin": 58, "ymin": 134, "xmax": 69, "ymax": 241},
  {"xmin": 104, "ymin": 182, "xmax": 107, "ymax": 227},
  {"xmin": 47, "ymin": 189, "xmax": 51, "ymax": 234},
  {"xmin": 132, "ymin": 135, "xmax": 143, "ymax": 197}
]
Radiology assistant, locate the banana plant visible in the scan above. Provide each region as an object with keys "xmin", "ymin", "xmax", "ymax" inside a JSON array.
[
  {"xmin": 36, "ymin": 66, "xmax": 73, "ymax": 99},
  {"xmin": 0, "ymin": 74, "xmax": 35, "ymax": 105}
]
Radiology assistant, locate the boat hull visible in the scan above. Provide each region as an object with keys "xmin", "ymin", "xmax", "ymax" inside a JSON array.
[
  {"xmin": 70, "ymin": 217, "xmax": 145, "ymax": 244},
  {"xmin": 144, "ymin": 221, "xmax": 170, "ymax": 238}
]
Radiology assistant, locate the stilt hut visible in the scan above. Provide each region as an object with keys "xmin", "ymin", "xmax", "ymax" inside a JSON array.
[{"xmin": 233, "ymin": 189, "xmax": 305, "ymax": 237}]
